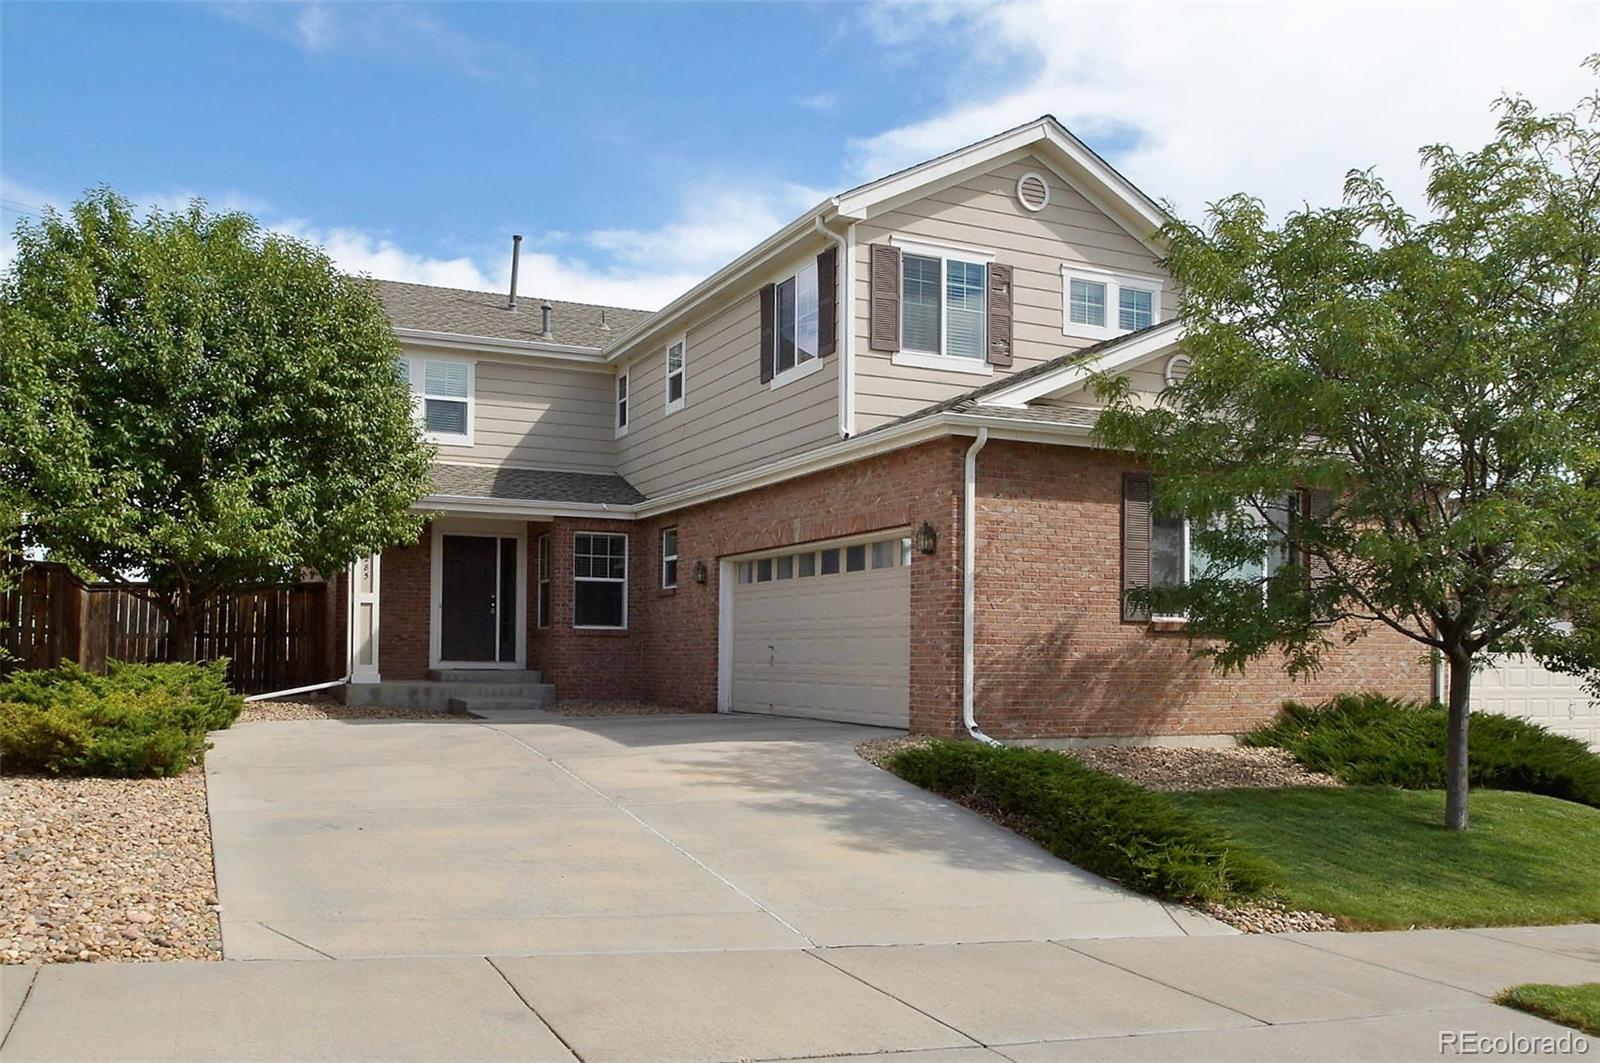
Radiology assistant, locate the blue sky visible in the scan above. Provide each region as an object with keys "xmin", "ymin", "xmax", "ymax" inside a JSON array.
[{"xmin": 4, "ymin": 1, "xmax": 1595, "ymax": 309}]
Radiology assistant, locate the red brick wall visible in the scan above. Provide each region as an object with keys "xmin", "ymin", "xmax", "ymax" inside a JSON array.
[
  {"xmin": 532, "ymin": 517, "xmax": 647, "ymax": 699},
  {"xmin": 377, "ymin": 524, "xmax": 432, "ymax": 680},
  {"xmin": 629, "ymin": 438, "xmax": 967, "ymax": 729},
  {"xmin": 971, "ymin": 441, "xmax": 1434, "ymax": 738}
]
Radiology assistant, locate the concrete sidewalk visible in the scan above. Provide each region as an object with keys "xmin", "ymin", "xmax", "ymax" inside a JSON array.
[{"xmin": 3, "ymin": 924, "xmax": 1595, "ymax": 1062}]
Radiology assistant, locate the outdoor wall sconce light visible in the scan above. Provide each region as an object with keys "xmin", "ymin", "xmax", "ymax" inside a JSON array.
[
  {"xmin": 693, "ymin": 560, "xmax": 708, "ymax": 584},
  {"xmin": 914, "ymin": 521, "xmax": 938, "ymax": 555}
]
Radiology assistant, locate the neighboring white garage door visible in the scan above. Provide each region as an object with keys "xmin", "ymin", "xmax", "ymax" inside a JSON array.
[
  {"xmin": 1472, "ymin": 655, "xmax": 1599, "ymax": 752},
  {"xmin": 731, "ymin": 535, "xmax": 911, "ymax": 728}
]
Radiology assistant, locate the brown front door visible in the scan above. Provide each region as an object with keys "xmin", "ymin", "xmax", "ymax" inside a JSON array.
[{"xmin": 440, "ymin": 534, "xmax": 501, "ymax": 662}]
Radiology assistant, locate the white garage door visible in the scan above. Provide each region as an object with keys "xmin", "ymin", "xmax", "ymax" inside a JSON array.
[
  {"xmin": 1472, "ymin": 655, "xmax": 1599, "ymax": 752},
  {"xmin": 731, "ymin": 535, "xmax": 910, "ymax": 728}
]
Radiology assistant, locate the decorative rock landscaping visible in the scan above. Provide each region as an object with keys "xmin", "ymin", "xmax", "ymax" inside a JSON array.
[
  {"xmin": 1, "ymin": 770, "xmax": 221, "ymax": 964},
  {"xmin": 549, "ymin": 698, "xmax": 703, "ymax": 718},
  {"xmin": 1068, "ymin": 744, "xmax": 1342, "ymax": 792},
  {"xmin": 237, "ymin": 696, "xmax": 454, "ymax": 723}
]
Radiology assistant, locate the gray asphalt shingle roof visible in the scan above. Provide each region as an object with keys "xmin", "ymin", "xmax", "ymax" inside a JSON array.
[
  {"xmin": 371, "ymin": 279, "xmax": 653, "ymax": 349},
  {"xmin": 429, "ymin": 464, "xmax": 644, "ymax": 506}
]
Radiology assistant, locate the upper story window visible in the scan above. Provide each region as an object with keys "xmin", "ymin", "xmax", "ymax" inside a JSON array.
[
  {"xmin": 773, "ymin": 261, "xmax": 819, "ymax": 381},
  {"xmin": 665, "ymin": 338, "xmax": 685, "ymax": 414},
  {"xmin": 406, "ymin": 357, "xmax": 473, "ymax": 445},
  {"xmin": 902, "ymin": 252, "xmax": 988, "ymax": 361},
  {"xmin": 615, "ymin": 369, "xmax": 629, "ymax": 436},
  {"xmin": 1061, "ymin": 265, "xmax": 1164, "ymax": 342}
]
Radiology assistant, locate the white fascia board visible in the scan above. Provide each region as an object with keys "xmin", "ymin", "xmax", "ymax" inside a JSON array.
[
  {"xmin": 416, "ymin": 495, "xmax": 637, "ymax": 520},
  {"xmin": 982, "ymin": 321, "xmax": 1185, "ymax": 408},
  {"xmin": 834, "ymin": 118, "xmax": 1169, "ymax": 256},
  {"xmin": 602, "ymin": 200, "xmax": 835, "ymax": 362},
  {"xmin": 394, "ymin": 328, "xmax": 610, "ymax": 369},
  {"xmin": 942, "ymin": 413, "xmax": 1101, "ymax": 447}
]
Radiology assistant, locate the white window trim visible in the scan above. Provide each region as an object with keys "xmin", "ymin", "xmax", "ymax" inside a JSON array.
[
  {"xmin": 409, "ymin": 355, "xmax": 475, "ymax": 446},
  {"xmin": 1060, "ymin": 264, "xmax": 1164, "ymax": 342},
  {"xmin": 768, "ymin": 261, "xmax": 822, "ymax": 388},
  {"xmin": 891, "ymin": 351, "xmax": 994, "ymax": 376},
  {"xmin": 892, "ymin": 238, "xmax": 993, "ymax": 367},
  {"xmin": 664, "ymin": 335, "xmax": 686, "ymax": 415},
  {"xmin": 1151, "ymin": 504, "xmax": 1289, "ymax": 621},
  {"xmin": 615, "ymin": 367, "xmax": 630, "ymax": 438},
  {"xmin": 573, "ymin": 531, "xmax": 628, "ymax": 630},
  {"xmin": 770, "ymin": 355, "xmax": 826, "ymax": 391},
  {"xmin": 660, "ymin": 526, "xmax": 679, "ymax": 589},
  {"xmin": 536, "ymin": 533, "xmax": 550, "ymax": 629}
]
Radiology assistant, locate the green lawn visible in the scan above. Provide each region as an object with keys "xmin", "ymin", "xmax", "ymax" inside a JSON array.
[
  {"xmin": 1496, "ymin": 983, "xmax": 1600, "ymax": 1037},
  {"xmin": 1174, "ymin": 787, "xmax": 1600, "ymax": 929}
]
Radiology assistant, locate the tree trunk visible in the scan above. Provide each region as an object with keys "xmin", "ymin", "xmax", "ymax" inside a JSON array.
[
  {"xmin": 1444, "ymin": 650, "xmax": 1472, "ymax": 832},
  {"xmin": 170, "ymin": 606, "xmax": 197, "ymax": 662}
]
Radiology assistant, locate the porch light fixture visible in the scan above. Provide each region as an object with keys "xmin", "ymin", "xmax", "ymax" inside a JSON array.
[
  {"xmin": 692, "ymin": 560, "xmax": 708, "ymax": 584},
  {"xmin": 914, "ymin": 521, "xmax": 938, "ymax": 555}
]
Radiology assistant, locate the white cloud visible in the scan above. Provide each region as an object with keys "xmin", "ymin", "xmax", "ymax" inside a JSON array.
[
  {"xmin": 215, "ymin": 3, "xmax": 515, "ymax": 81},
  {"xmin": 795, "ymin": 92, "xmax": 839, "ymax": 112},
  {"xmin": 586, "ymin": 180, "xmax": 828, "ymax": 274},
  {"xmin": 848, "ymin": 1, "xmax": 1598, "ymax": 220}
]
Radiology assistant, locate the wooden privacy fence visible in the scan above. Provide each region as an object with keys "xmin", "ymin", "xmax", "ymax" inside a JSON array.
[{"xmin": 1, "ymin": 562, "xmax": 334, "ymax": 694}]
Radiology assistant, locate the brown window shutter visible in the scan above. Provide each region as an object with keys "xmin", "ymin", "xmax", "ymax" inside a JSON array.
[
  {"xmin": 758, "ymin": 283, "xmax": 775, "ymax": 384},
  {"xmin": 986, "ymin": 262, "xmax": 1013, "ymax": 366},
  {"xmin": 868, "ymin": 243, "xmax": 900, "ymax": 352},
  {"xmin": 1122, "ymin": 472, "xmax": 1152, "ymax": 622},
  {"xmin": 816, "ymin": 247, "xmax": 838, "ymax": 358}
]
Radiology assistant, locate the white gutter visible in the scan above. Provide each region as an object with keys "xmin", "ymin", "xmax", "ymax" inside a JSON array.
[
  {"xmin": 962, "ymin": 427, "xmax": 1000, "ymax": 745},
  {"xmin": 414, "ymin": 495, "xmax": 637, "ymax": 520},
  {"xmin": 244, "ymin": 677, "xmax": 348, "ymax": 703},
  {"xmin": 813, "ymin": 215, "xmax": 854, "ymax": 440}
]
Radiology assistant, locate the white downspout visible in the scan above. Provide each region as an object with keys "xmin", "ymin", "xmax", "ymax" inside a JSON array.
[
  {"xmin": 813, "ymin": 215, "xmax": 854, "ymax": 439},
  {"xmin": 962, "ymin": 427, "xmax": 1000, "ymax": 745}
]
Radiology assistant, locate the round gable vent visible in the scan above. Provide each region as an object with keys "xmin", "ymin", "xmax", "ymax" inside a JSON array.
[
  {"xmin": 1164, "ymin": 354, "xmax": 1193, "ymax": 386},
  {"xmin": 1016, "ymin": 171, "xmax": 1050, "ymax": 212}
]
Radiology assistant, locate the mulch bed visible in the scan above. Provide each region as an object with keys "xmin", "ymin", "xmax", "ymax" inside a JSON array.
[
  {"xmin": 855, "ymin": 735, "xmax": 1339, "ymax": 934},
  {"xmin": 2, "ymin": 770, "xmax": 221, "ymax": 964}
]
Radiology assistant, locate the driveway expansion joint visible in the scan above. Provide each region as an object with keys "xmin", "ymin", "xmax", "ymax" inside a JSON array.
[
  {"xmin": 484, "ymin": 957, "xmax": 586, "ymax": 1063},
  {"xmin": 1047, "ymin": 939, "xmax": 1274, "ymax": 1026},
  {"xmin": 802, "ymin": 948, "xmax": 988, "ymax": 1049},
  {"xmin": 0, "ymin": 965, "xmax": 39, "ymax": 1053},
  {"xmin": 255, "ymin": 922, "xmax": 338, "ymax": 960}
]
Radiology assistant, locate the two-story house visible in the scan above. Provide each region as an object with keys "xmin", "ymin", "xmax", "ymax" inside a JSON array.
[{"xmin": 342, "ymin": 116, "xmax": 1431, "ymax": 739}]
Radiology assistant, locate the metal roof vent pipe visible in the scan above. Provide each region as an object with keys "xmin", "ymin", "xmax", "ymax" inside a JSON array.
[
  {"xmin": 540, "ymin": 301, "xmax": 552, "ymax": 338},
  {"xmin": 507, "ymin": 234, "xmax": 522, "ymax": 311}
]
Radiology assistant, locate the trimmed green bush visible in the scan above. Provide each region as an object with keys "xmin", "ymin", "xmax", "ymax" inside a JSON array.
[
  {"xmin": 0, "ymin": 660, "xmax": 243, "ymax": 777},
  {"xmin": 886, "ymin": 740, "xmax": 1273, "ymax": 903},
  {"xmin": 1245, "ymin": 693, "xmax": 1600, "ymax": 808}
]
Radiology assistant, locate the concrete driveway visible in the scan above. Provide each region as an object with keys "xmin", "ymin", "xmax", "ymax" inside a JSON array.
[{"xmin": 204, "ymin": 712, "xmax": 1217, "ymax": 960}]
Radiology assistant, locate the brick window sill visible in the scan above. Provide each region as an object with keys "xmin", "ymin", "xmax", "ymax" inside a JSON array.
[
  {"xmin": 1148, "ymin": 618, "xmax": 1188, "ymax": 633},
  {"xmin": 572, "ymin": 627, "xmax": 632, "ymax": 638}
]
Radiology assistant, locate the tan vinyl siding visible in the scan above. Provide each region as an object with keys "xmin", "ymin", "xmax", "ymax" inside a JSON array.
[
  {"xmin": 616, "ymin": 242, "xmax": 839, "ymax": 498},
  {"xmin": 852, "ymin": 154, "xmax": 1175, "ymax": 430},
  {"xmin": 409, "ymin": 347, "xmax": 617, "ymax": 473}
]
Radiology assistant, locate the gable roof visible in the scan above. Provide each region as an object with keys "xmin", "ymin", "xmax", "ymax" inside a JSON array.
[
  {"xmin": 862, "ymin": 318, "xmax": 1183, "ymax": 438},
  {"xmin": 603, "ymin": 115, "xmax": 1170, "ymax": 361},
  {"xmin": 372, "ymin": 279, "xmax": 652, "ymax": 351},
  {"xmin": 832, "ymin": 115, "xmax": 1169, "ymax": 251}
]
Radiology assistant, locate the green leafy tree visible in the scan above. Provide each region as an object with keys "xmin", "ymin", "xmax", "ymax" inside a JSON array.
[
  {"xmin": 1095, "ymin": 69, "xmax": 1600, "ymax": 831},
  {"xmin": 1, "ymin": 189, "xmax": 433, "ymax": 662}
]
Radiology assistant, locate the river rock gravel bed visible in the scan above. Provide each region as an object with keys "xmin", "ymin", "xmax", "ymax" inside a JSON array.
[
  {"xmin": 237, "ymin": 697, "xmax": 454, "ymax": 723},
  {"xmin": 1, "ymin": 770, "xmax": 221, "ymax": 964}
]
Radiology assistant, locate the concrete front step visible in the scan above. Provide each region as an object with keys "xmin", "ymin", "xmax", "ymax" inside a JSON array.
[
  {"xmin": 341, "ymin": 680, "xmax": 556, "ymax": 711},
  {"xmin": 427, "ymin": 669, "xmax": 543, "ymax": 683},
  {"xmin": 447, "ymin": 695, "xmax": 557, "ymax": 716}
]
